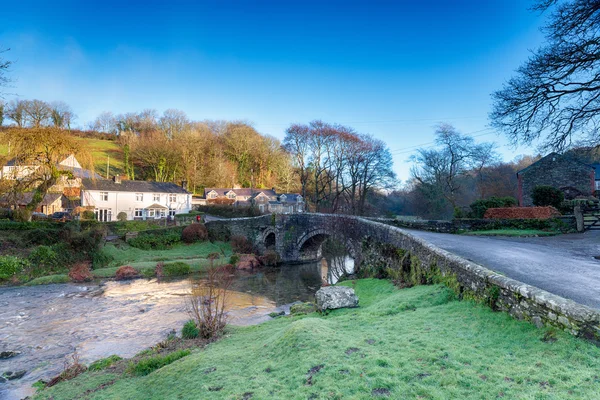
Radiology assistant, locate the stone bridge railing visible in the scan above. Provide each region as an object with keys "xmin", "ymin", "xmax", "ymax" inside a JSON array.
[{"xmin": 205, "ymin": 213, "xmax": 600, "ymax": 341}]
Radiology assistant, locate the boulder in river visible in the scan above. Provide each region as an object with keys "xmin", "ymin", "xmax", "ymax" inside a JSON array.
[
  {"xmin": 0, "ymin": 351, "xmax": 21, "ymax": 359},
  {"xmin": 315, "ymin": 286, "xmax": 359, "ymax": 311},
  {"xmin": 2, "ymin": 370, "xmax": 27, "ymax": 380}
]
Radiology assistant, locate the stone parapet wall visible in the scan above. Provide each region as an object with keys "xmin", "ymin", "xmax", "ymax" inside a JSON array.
[{"xmin": 206, "ymin": 213, "xmax": 599, "ymax": 341}]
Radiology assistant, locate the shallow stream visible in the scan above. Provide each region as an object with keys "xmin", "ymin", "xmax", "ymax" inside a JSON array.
[{"xmin": 0, "ymin": 262, "xmax": 326, "ymax": 400}]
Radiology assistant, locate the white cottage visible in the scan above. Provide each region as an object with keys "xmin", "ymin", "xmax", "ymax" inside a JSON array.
[{"xmin": 81, "ymin": 177, "xmax": 192, "ymax": 221}]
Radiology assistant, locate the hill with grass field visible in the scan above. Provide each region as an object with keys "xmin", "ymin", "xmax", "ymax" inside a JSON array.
[{"xmin": 0, "ymin": 128, "xmax": 124, "ymax": 178}]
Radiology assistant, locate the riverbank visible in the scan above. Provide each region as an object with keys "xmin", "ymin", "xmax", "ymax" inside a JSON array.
[{"xmin": 34, "ymin": 279, "xmax": 600, "ymax": 399}]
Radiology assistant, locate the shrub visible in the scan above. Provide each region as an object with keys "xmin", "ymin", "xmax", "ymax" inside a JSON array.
[
  {"xmin": 0, "ymin": 256, "xmax": 29, "ymax": 281},
  {"xmin": 181, "ymin": 224, "xmax": 208, "ymax": 243},
  {"xmin": 81, "ymin": 210, "xmax": 96, "ymax": 220},
  {"xmin": 127, "ymin": 349, "xmax": 191, "ymax": 376},
  {"xmin": 163, "ymin": 262, "xmax": 191, "ymax": 277},
  {"xmin": 532, "ymin": 186, "xmax": 564, "ymax": 209},
  {"xmin": 261, "ymin": 250, "xmax": 280, "ymax": 266},
  {"xmin": 25, "ymin": 228, "xmax": 60, "ymax": 246},
  {"xmin": 155, "ymin": 262, "xmax": 165, "ymax": 279},
  {"xmin": 13, "ymin": 208, "xmax": 31, "ymax": 222},
  {"xmin": 141, "ymin": 267, "xmax": 155, "ymax": 279},
  {"xmin": 127, "ymin": 230, "xmax": 181, "ymax": 250},
  {"xmin": 229, "ymin": 253, "xmax": 240, "ymax": 265},
  {"xmin": 88, "ymin": 355, "xmax": 122, "ymax": 371},
  {"xmin": 27, "ymin": 245, "xmax": 59, "ymax": 275},
  {"xmin": 187, "ymin": 264, "xmax": 233, "ymax": 339},
  {"xmin": 68, "ymin": 262, "xmax": 93, "ymax": 282},
  {"xmin": 182, "ymin": 320, "xmax": 199, "ymax": 339},
  {"xmin": 116, "ymin": 212, "xmax": 128, "ymax": 222},
  {"xmin": 115, "ymin": 265, "xmax": 138, "ymax": 280},
  {"xmin": 230, "ymin": 235, "xmax": 254, "ymax": 254},
  {"xmin": 468, "ymin": 196, "xmax": 517, "ymax": 219}
]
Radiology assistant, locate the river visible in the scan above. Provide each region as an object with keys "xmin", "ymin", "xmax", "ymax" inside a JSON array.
[{"xmin": 0, "ymin": 262, "xmax": 331, "ymax": 400}]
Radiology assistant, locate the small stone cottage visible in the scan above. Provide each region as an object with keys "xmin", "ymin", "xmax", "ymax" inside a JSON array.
[{"xmin": 517, "ymin": 153, "xmax": 596, "ymax": 206}]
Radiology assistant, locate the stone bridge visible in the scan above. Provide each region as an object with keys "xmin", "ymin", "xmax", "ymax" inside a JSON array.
[{"xmin": 205, "ymin": 213, "xmax": 600, "ymax": 341}]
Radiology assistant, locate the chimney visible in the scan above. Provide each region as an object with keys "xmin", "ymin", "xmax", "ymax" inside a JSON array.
[
  {"xmin": 113, "ymin": 175, "xmax": 122, "ymax": 184},
  {"xmin": 181, "ymin": 181, "xmax": 187, "ymax": 190}
]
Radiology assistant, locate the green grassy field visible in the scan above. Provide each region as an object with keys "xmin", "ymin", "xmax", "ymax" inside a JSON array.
[
  {"xmin": 76, "ymin": 137, "xmax": 124, "ymax": 178},
  {"xmin": 35, "ymin": 279, "xmax": 600, "ymax": 399},
  {"xmin": 465, "ymin": 229, "xmax": 558, "ymax": 237}
]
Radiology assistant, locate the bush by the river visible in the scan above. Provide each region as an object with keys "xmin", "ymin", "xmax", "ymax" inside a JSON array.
[
  {"xmin": 181, "ymin": 224, "xmax": 208, "ymax": 244},
  {"xmin": 115, "ymin": 265, "xmax": 139, "ymax": 280},
  {"xmin": 0, "ymin": 255, "xmax": 29, "ymax": 281},
  {"xmin": 230, "ymin": 235, "xmax": 254, "ymax": 254},
  {"xmin": 182, "ymin": 320, "xmax": 200, "ymax": 339},
  {"xmin": 68, "ymin": 262, "xmax": 93, "ymax": 283},
  {"xmin": 162, "ymin": 262, "xmax": 191, "ymax": 277}
]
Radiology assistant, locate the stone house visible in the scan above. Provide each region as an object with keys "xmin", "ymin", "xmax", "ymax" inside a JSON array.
[
  {"xmin": 517, "ymin": 153, "xmax": 596, "ymax": 206},
  {"xmin": 202, "ymin": 188, "xmax": 304, "ymax": 213}
]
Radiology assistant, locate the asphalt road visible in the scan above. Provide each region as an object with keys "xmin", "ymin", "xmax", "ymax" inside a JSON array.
[{"xmin": 404, "ymin": 229, "xmax": 600, "ymax": 310}]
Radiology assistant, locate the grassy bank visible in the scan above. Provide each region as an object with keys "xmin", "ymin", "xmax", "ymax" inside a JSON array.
[
  {"xmin": 463, "ymin": 229, "xmax": 559, "ymax": 237},
  {"xmin": 35, "ymin": 279, "xmax": 600, "ymax": 399}
]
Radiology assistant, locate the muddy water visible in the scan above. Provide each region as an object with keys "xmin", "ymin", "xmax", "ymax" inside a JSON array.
[{"xmin": 0, "ymin": 263, "xmax": 324, "ymax": 400}]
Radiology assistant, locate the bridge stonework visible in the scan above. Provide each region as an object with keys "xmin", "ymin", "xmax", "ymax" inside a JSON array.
[{"xmin": 206, "ymin": 213, "xmax": 600, "ymax": 341}]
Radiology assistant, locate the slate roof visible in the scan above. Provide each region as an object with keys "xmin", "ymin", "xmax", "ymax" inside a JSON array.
[
  {"xmin": 0, "ymin": 192, "xmax": 62, "ymax": 206},
  {"xmin": 279, "ymin": 193, "xmax": 303, "ymax": 202},
  {"xmin": 204, "ymin": 188, "xmax": 277, "ymax": 198},
  {"xmin": 517, "ymin": 152, "xmax": 596, "ymax": 175},
  {"xmin": 61, "ymin": 166, "xmax": 103, "ymax": 179},
  {"xmin": 82, "ymin": 179, "xmax": 190, "ymax": 194}
]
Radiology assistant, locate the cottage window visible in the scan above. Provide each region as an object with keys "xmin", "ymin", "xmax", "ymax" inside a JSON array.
[
  {"xmin": 136, "ymin": 193, "xmax": 143, "ymax": 202},
  {"xmin": 208, "ymin": 192, "xmax": 217, "ymax": 199},
  {"xmin": 227, "ymin": 192, "xmax": 236, "ymax": 199},
  {"xmin": 169, "ymin": 209, "xmax": 176, "ymax": 217},
  {"xmin": 148, "ymin": 209, "xmax": 155, "ymax": 217},
  {"xmin": 169, "ymin": 194, "xmax": 177, "ymax": 203},
  {"xmin": 153, "ymin": 193, "xmax": 160, "ymax": 202},
  {"xmin": 100, "ymin": 192, "xmax": 108, "ymax": 201},
  {"xmin": 134, "ymin": 208, "xmax": 143, "ymax": 218}
]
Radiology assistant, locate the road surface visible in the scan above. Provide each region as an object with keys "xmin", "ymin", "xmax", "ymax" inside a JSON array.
[{"xmin": 404, "ymin": 229, "xmax": 600, "ymax": 310}]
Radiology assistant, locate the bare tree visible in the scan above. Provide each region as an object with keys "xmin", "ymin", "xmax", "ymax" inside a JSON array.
[
  {"xmin": 159, "ymin": 108, "xmax": 189, "ymax": 139},
  {"xmin": 23, "ymin": 99, "xmax": 51, "ymax": 128},
  {"xmin": 491, "ymin": 0, "xmax": 600, "ymax": 151},
  {"xmin": 50, "ymin": 101, "xmax": 76, "ymax": 129},
  {"xmin": 0, "ymin": 47, "xmax": 12, "ymax": 97},
  {"xmin": 6, "ymin": 99, "xmax": 26, "ymax": 127},
  {"xmin": 89, "ymin": 111, "xmax": 117, "ymax": 134},
  {"xmin": 470, "ymin": 142, "xmax": 500, "ymax": 199},
  {"xmin": 283, "ymin": 123, "xmax": 311, "ymax": 201},
  {"xmin": 411, "ymin": 124, "xmax": 493, "ymax": 210},
  {"xmin": 0, "ymin": 100, "xmax": 5, "ymax": 126}
]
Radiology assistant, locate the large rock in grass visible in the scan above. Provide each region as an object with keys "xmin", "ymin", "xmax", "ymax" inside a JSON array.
[{"xmin": 315, "ymin": 286, "xmax": 359, "ymax": 311}]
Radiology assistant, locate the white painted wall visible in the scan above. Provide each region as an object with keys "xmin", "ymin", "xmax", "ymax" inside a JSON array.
[{"xmin": 81, "ymin": 190, "xmax": 192, "ymax": 221}]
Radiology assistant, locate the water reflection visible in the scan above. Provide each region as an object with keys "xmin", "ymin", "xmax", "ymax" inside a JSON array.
[{"xmin": 0, "ymin": 262, "xmax": 324, "ymax": 400}]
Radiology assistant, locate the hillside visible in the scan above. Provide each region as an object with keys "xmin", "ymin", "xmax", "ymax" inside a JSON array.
[{"xmin": 0, "ymin": 129, "xmax": 124, "ymax": 178}]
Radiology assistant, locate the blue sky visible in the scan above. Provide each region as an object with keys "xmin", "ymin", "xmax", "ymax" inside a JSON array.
[{"xmin": 1, "ymin": 0, "xmax": 547, "ymax": 182}]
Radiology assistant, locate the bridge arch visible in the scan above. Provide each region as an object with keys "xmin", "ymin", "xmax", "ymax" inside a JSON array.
[
  {"xmin": 258, "ymin": 227, "xmax": 278, "ymax": 252},
  {"xmin": 295, "ymin": 228, "xmax": 358, "ymax": 262}
]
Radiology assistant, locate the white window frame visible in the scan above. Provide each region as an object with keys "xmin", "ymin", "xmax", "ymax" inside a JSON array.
[
  {"xmin": 169, "ymin": 209, "xmax": 176, "ymax": 217},
  {"xmin": 100, "ymin": 192, "xmax": 108, "ymax": 201},
  {"xmin": 136, "ymin": 193, "xmax": 143, "ymax": 202},
  {"xmin": 148, "ymin": 209, "xmax": 155, "ymax": 217},
  {"xmin": 134, "ymin": 208, "xmax": 143, "ymax": 218},
  {"xmin": 153, "ymin": 193, "xmax": 160, "ymax": 202},
  {"xmin": 169, "ymin": 194, "xmax": 177, "ymax": 203}
]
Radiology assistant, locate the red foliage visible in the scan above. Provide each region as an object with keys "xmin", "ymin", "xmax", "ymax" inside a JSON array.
[
  {"xmin": 115, "ymin": 265, "xmax": 138, "ymax": 280},
  {"xmin": 181, "ymin": 224, "xmax": 208, "ymax": 243},
  {"xmin": 236, "ymin": 254, "xmax": 262, "ymax": 270},
  {"xmin": 484, "ymin": 207, "xmax": 561, "ymax": 219},
  {"xmin": 68, "ymin": 262, "xmax": 93, "ymax": 283}
]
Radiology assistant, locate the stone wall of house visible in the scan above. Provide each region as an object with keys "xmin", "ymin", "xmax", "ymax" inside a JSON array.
[{"xmin": 519, "ymin": 154, "xmax": 594, "ymax": 206}]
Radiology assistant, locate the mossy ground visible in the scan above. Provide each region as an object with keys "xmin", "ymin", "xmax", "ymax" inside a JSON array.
[{"xmin": 34, "ymin": 279, "xmax": 600, "ymax": 399}]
